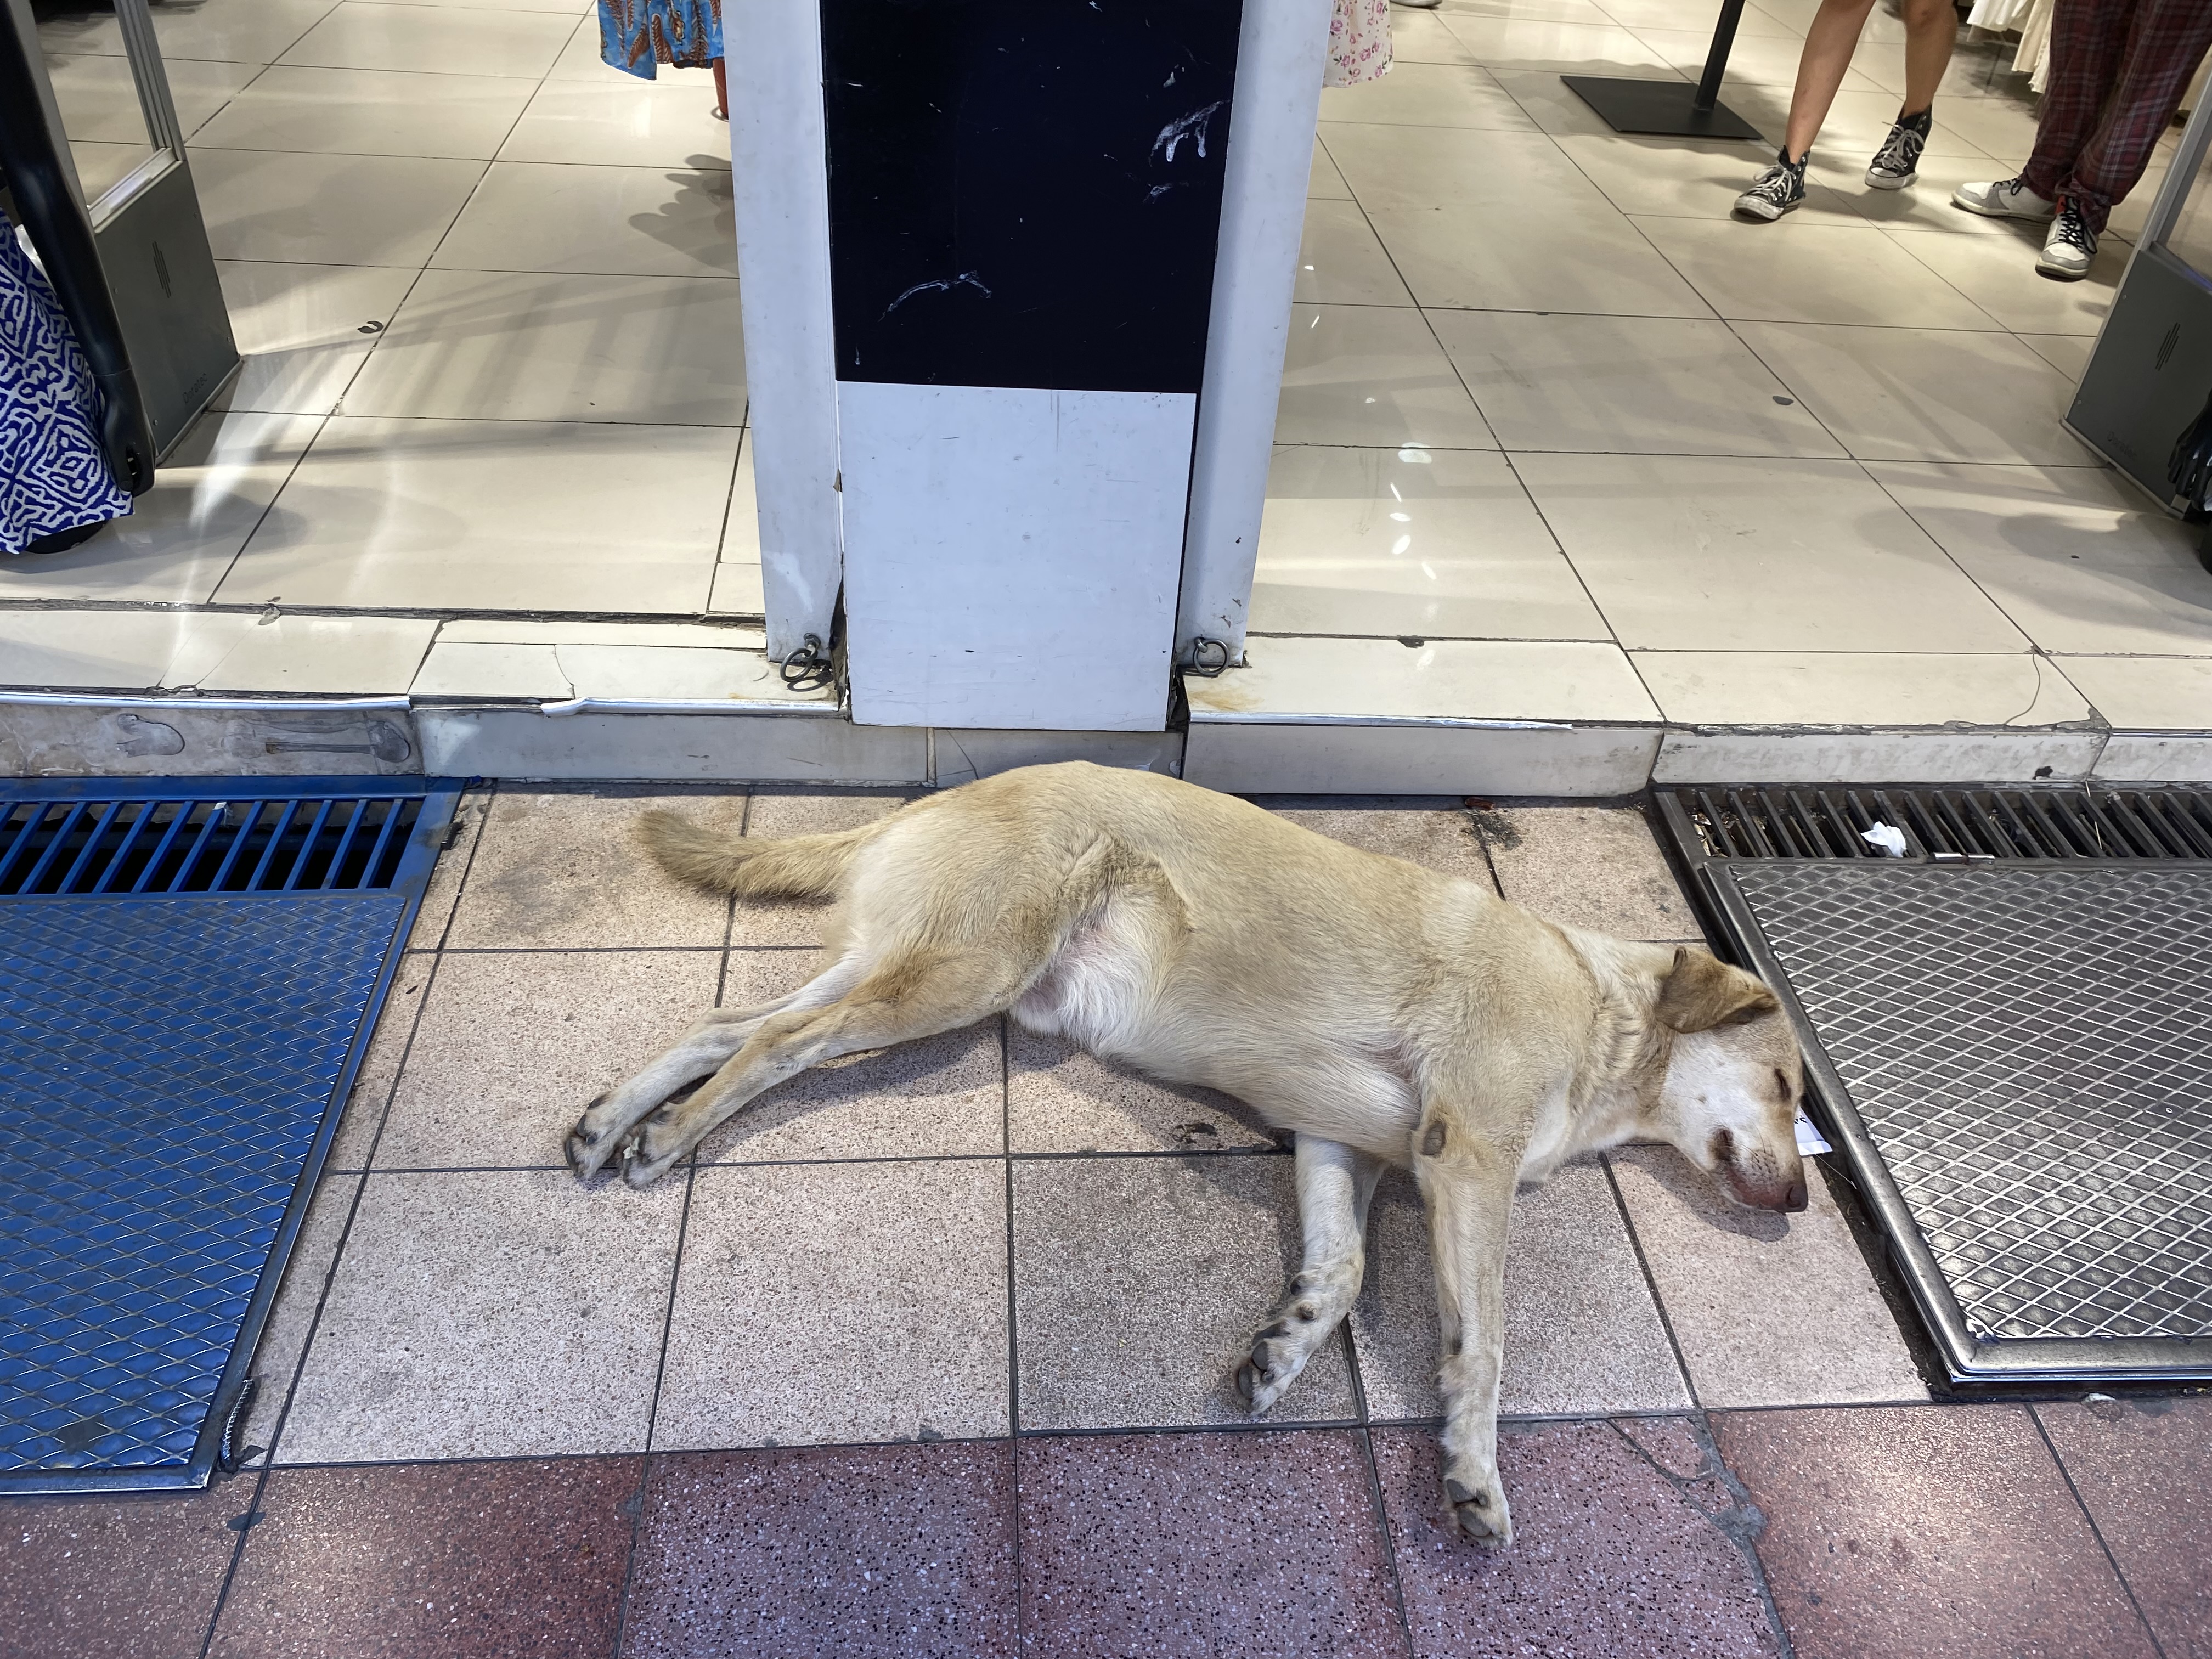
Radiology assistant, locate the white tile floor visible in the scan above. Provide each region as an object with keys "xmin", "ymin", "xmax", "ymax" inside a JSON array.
[{"xmin": 8, "ymin": 0, "xmax": 2210, "ymax": 741}]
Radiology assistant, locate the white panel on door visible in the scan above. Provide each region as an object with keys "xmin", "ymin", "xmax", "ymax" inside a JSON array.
[{"xmin": 840, "ymin": 382, "xmax": 1194, "ymax": 732}]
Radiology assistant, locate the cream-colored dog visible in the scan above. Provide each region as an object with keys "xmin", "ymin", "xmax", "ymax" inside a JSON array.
[{"xmin": 567, "ymin": 763, "xmax": 1807, "ymax": 1546}]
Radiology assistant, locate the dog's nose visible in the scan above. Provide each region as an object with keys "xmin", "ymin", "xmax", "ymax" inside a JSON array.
[{"xmin": 1781, "ymin": 1171, "xmax": 1809, "ymax": 1213}]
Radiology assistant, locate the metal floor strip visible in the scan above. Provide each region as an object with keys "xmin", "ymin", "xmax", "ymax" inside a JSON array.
[
  {"xmin": 0, "ymin": 777, "xmax": 463, "ymax": 1493},
  {"xmin": 1657, "ymin": 786, "xmax": 2212, "ymax": 1384}
]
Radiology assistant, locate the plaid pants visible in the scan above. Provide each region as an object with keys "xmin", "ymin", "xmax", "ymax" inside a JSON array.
[{"xmin": 2022, "ymin": 0, "xmax": 2212, "ymax": 234}]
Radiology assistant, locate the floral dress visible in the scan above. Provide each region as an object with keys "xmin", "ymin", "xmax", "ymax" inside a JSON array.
[{"xmin": 1327, "ymin": 0, "xmax": 1392, "ymax": 87}]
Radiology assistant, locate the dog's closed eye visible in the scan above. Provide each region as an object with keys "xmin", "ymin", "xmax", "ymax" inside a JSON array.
[{"xmin": 1772, "ymin": 1068, "xmax": 1792, "ymax": 1103}]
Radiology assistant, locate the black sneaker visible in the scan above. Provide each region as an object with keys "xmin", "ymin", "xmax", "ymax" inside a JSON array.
[
  {"xmin": 1735, "ymin": 149, "xmax": 1808, "ymax": 221},
  {"xmin": 1866, "ymin": 109, "xmax": 1931, "ymax": 190},
  {"xmin": 2036, "ymin": 196, "xmax": 2098, "ymax": 280}
]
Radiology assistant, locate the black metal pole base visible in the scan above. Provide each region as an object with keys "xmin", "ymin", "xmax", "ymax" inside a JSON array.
[{"xmin": 1560, "ymin": 76, "xmax": 1764, "ymax": 140}]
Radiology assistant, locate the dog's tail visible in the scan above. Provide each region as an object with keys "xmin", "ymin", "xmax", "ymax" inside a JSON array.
[{"xmin": 638, "ymin": 811, "xmax": 880, "ymax": 899}]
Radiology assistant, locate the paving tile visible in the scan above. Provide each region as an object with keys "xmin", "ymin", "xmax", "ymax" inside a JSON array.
[
  {"xmin": 210, "ymin": 1458, "xmax": 639, "ymax": 1658},
  {"xmin": 431, "ymin": 160, "xmax": 738, "ymax": 279},
  {"xmin": 499, "ymin": 78, "xmax": 733, "ymax": 170},
  {"xmin": 1192, "ymin": 635, "xmax": 1662, "ymax": 724},
  {"xmin": 726, "ymin": 789, "xmax": 913, "ymax": 947},
  {"xmin": 375, "ymin": 948, "xmax": 720, "ymax": 1170},
  {"xmin": 1293, "ymin": 197, "xmax": 1415, "ymax": 307},
  {"xmin": 189, "ymin": 148, "xmax": 489, "ymax": 267},
  {"xmin": 278, "ymin": 1169, "xmax": 682, "ymax": 1462},
  {"xmin": 1611, "ymin": 1146, "xmax": 1925, "ymax": 1407},
  {"xmin": 278, "ymin": 0, "xmax": 573, "ymax": 76},
  {"xmin": 1634, "ymin": 219, "xmax": 2000, "ymax": 330},
  {"xmin": 192, "ymin": 63, "xmax": 537, "ymax": 159},
  {"xmin": 1267, "ymin": 795, "xmax": 1497, "ymax": 883},
  {"xmin": 1318, "ymin": 59, "xmax": 1539, "ymax": 129},
  {"xmin": 1559, "ymin": 132, "xmax": 1870, "ymax": 227},
  {"xmin": 1012, "ymin": 1155, "xmax": 1356, "ymax": 1430},
  {"xmin": 2038, "ymin": 1396, "xmax": 2212, "ymax": 1659},
  {"xmin": 212, "ymin": 260, "xmax": 422, "ymax": 418},
  {"xmin": 1275, "ymin": 302, "xmax": 1498, "ymax": 450},
  {"xmin": 620, "ymin": 1443, "xmax": 1017, "ymax": 1658},
  {"xmin": 1374, "ymin": 1421, "xmax": 1784, "ymax": 1657},
  {"xmin": 406, "ymin": 789, "xmax": 489, "ymax": 952},
  {"xmin": 652, "ymin": 1160, "xmax": 1008, "ymax": 1449},
  {"xmin": 1363, "ymin": 194, "xmax": 1716, "ymax": 315},
  {"xmin": 244, "ymin": 1167, "xmax": 362, "ymax": 1462},
  {"xmin": 327, "ymin": 955, "xmax": 433, "ymax": 1171},
  {"xmin": 696, "ymin": 955, "xmax": 1005, "ymax": 1163},
  {"xmin": 0, "ymin": 1486, "xmax": 242, "ymax": 1659},
  {"xmin": 1716, "ymin": 1404, "xmax": 2159, "ymax": 1659},
  {"xmin": 1018, "ymin": 1429, "xmax": 1405, "ymax": 1657},
  {"xmin": 1632, "ymin": 650, "xmax": 2093, "ymax": 729},
  {"xmin": 445, "ymin": 788, "xmax": 741, "ymax": 950},
  {"xmin": 1474, "ymin": 803, "xmax": 1697, "ymax": 938},
  {"xmin": 1007, "ymin": 1027, "xmax": 1277, "ymax": 1154},
  {"xmin": 1353, "ymin": 1162, "xmax": 1691, "ymax": 1419},
  {"xmin": 1884, "ymin": 226, "xmax": 2120, "ymax": 335},
  {"xmin": 2058, "ymin": 656, "xmax": 2212, "ymax": 730}
]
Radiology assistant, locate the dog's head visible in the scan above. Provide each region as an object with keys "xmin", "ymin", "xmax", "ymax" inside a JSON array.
[{"xmin": 1646, "ymin": 948, "xmax": 1807, "ymax": 1213}]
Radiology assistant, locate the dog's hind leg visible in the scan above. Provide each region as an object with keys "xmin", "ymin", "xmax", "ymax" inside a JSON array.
[
  {"xmin": 614, "ymin": 951, "xmax": 1013, "ymax": 1187},
  {"xmin": 1237, "ymin": 1135, "xmax": 1384, "ymax": 1415},
  {"xmin": 565, "ymin": 957, "xmax": 864, "ymax": 1180}
]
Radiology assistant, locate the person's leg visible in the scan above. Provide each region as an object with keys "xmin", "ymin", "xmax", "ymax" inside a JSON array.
[
  {"xmin": 2060, "ymin": 0, "xmax": 2212, "ymax": 233},
  {"xmin": 1785, "ymin": 0, "xmax": 1883, "ymax": 158},
  {"xmin": 1897, "ymin": 0, "xmax": 1957, "ymax": 117},
  {"xmin": 2021, "ymin": 0, "xmax": 2136, "ymax": 204}
]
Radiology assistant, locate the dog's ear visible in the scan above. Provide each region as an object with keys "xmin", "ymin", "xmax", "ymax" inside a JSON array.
[{"xmin": 1656, "ymin": 947, "xmax": 1780, "ymax": 1032}]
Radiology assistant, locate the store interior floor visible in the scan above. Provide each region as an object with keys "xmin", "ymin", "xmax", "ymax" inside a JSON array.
[
  {"xmin": 7, "ymin": 0, "xmax": 2211, "ymax": 744},
  {"xmin": 10, "ymin": 785, "xmax": 2207, "ymax": 1659}
]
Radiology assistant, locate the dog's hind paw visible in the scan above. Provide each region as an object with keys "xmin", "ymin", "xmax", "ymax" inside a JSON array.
[
  {"xmin": 1445, "ymin": 1476, "xmax": 1513, "ymax": 1548},
  {"xmin": 1232, "ymin": 1324, "xmax": 1309, "ymax": 1417}
]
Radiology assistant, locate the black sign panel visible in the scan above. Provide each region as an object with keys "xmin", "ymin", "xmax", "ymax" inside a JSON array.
[{"xmin": 822, "ymin": 0, "xmax": 1243, "ymax": 394}]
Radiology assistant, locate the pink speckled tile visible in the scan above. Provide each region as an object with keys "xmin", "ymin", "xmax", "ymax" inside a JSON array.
[
  {"xmin": 0, "ymin": 1486, "xmax": 239, "ymax": 1659},
  {"xmin": 1017, "ymin": 1430, "xmax": 1405, "ymax": 1657},
  {"xmin": 1373, "ymin": 1422, "xmax": 1784, "ymax": 1658},
  {"xmin": 1716, "ymin": 1404, "xmax": 2160, "ymax": 1659}
]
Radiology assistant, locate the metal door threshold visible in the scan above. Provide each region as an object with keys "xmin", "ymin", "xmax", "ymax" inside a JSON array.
[
  {"xmin": 0, "ymin": 777, "xmax": 463, "ymax": 1493},
  {"xmin": 1657, "ymin": 785, "xmax": 2212, "ymax": 1385}
]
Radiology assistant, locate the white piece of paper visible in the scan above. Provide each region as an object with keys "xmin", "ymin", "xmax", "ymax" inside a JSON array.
[
  {"xmin": 1795, "ymin": 1109, "xmax": 1833, "ymax": 1156},
  {"xmin": 1860, "ymin": 822, "xmax": 1908, "ymax": 857}
]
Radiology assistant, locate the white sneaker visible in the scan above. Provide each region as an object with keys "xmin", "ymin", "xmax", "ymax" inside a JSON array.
[
  {"xmin": 1951, "ymin": 175, "xmax": 2056, "ymax": 222},
  {"xmin": 2036, "ymin": 198, "xmax": 2098, "ymax": 281}
]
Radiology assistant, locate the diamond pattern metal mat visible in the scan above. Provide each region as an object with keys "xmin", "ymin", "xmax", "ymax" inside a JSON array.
[
  {"xmin": 0, "ymin": 893, "xmax": 406, "ymax": 1480},
  {"xmin": 1731, "ymin": 863, "xmax": 2212, "ymax": 1345}
]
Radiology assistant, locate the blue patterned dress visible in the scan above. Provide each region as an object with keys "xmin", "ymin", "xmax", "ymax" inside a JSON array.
[
  {"xmin": 1, "ymin": 214, "xmax": 130, "ymax": 555},
  {"xmin": 599, "ymin": 0, "xmax": 722, "ymax": 77}
]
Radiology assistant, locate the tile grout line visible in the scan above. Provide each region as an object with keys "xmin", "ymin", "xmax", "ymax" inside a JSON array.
[
  {"xmin": 1599, "ymin": 1152, "xmax": 1703, "ymax": 1412},
  {"xmin": 2025, "ymin": 1402, "xmax": 2172, "ymax": 1659},
  {"xmin": 994, "ymin": 1011, "xmax": 1032, "ymax": 1645},
  {"xmin": 1336, "ymin": 1302, "xmax": 1419, "ymax": 1657}
]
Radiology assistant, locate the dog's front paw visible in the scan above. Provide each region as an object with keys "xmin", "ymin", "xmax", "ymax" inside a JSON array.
[
  {"xmin": 1443, "ymin": 1467, "xmax": 1513, "ymax": 1548},
  {"xmin": 618, "ymin": 1113, "xmax": 685, "ymax": 1189},
  {"xmin": 566, "ymin": 1094, "xmax": 614, "ymax": 1182},
  {"xmin": 1232, "ymin": 1299, "xmax": 1329, "ymax": 1415}
]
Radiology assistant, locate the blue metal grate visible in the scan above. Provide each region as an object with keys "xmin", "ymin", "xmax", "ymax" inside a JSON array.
[{"xmin": 0, "ymin": 777, "xmax": 462, "ymax": 1493}]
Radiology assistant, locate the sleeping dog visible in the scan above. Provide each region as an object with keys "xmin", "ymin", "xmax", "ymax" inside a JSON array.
[{"xmin": 566, "ymin": 763, "xmax": 1807, "ymax": 1547}]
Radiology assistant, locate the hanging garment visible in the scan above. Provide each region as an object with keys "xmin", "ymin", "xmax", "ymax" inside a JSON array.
[
  {"xmin": 1327, "ymin": 0, "xmax": 1392, "ymax": 87},
  {"xmin": 599, "ymin": 0, "xmax": 722, "ymax": 77},
  {"xmin": 1, "ymin": 216, "xmax": 131, "ymax": 556}
]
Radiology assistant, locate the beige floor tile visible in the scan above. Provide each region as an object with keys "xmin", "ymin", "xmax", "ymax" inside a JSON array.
[
  {"xmin": 212, "ymin": 262, "xmax": 419, "ymax": 416},
  {"xmin": 1921, "ymin": 89, "xmax": 2042, "ymax": 163},
  {"xmin": 1487, "ymin": 65, "xmax": 1663, "ymax": 137},
  {"xmin": 1730, "ymin": 85, "xmax": 1993, "ymax": 160},
  {"xmin": 1732, "ymin": 320, "xmax": 2094, "ymax": 465},
  {"xmin": 377, "ymin": 0, "xmax": 591, "ymax": 12},
  {"xmin": 1513, "ymin": 452, "xmax": 2030, "ymax": 651},
  {"xmin": 278, "ymin": 0, "xmax": 572, "ymax": 76},
  {"xmin": 1808, "ymin": 153, "xmax": 2033, "ymax": 236},
  {"xmin": 0, "ymin": 408, "xmax": 318, "ymax": 605},
  {"xmin": 1632, "ymin": 25, "xmax": 1876, "ymax": 89},
  {"xmin": 241, "ymin": 1166, "xmax": 359, "ymax": 1463},
  {"xmin": 191, "ymin": 64, "xmax": 535, "ymax": 159},
  {"xmin": 1866, "ymin": 461, "xmax": 2211, "ymax": 656},
  {"xmin": 724, "ymin": 791, "xmax": 913, "ymax": 947},
  {"xmin": 653, "ymin": 1161, "xmax": 1008, "ymax": 1449},
  {"xmin": 0, "ymin": 607, "xmax": 425, "ymax": 692},
  {"xmin": 499, "ymin": 78, "xmax": 732, "ymax": 169},
  {"xmin": 189, "ymin": 146, "xmax": 487, "ymax": 265},
  {"xmin": 329, "ymin": 954, "xmax": 436, "ymax": 1168},
  {"xmin": 276, "ymin": 1169, "xmax": 684, "ymax": 1460},
  {"xmin": 444, "ymin": 786, "xmax": 739, "ymax": 949},
  {"xmin": 1476, "ymin": 803, "xmax": 1701, "ymax": 936},
  {"xmin": 215, "ymin": 416, "xmax": 730, "ymax": 612},
  {"xmin": 374, "ymin": 948, "xmax": 721, "ymax": 1169},
  {"xmin": 1557, "ymin": 132, "xmax": 1870, "ymax": 227},
  {"xmin": 1294, "ymin": 199, "xmax": 1414, "ymax": 307},
  {"xmin": 66, "ymin": 139, "xmax": 150, "ymax": 201},
  {"xmin": 1321, "ymin": 121, "xmax": 1602, "ymax": 213},
  {"xmin": 1250, "ymin": 445, "xmax": 1606, "ymax": 639},
  {"xmin": 407, "ymin": 790, "xmax": 489, "ymax": 953},
  {"xmin": 1434, "ymin": 310, "xmax": 1844, "ymax": 456},
  {"xmin": 1013, "ymin": 1156, "xmax": 1357, "ymax": 1430},
  {"xmin": 44, "ymin": 0, "xmax": 343, "ymax": 63},
  {"xmin": 1197, "ymin": 634, "xmax": 1657, "ymax": 721},
  {"xmin": 1384, "ymin": 6, "xmax": 1483, "ymax": 64},
  {"xmin": 1883, "ymin": 227, "xmax": 2120, "ymax": 335},
  {"xmin": 1448, "ymin": 0, "xmax": 1619, "ymax": 24},
  {"xmin": 1596, "ymin": 0, "xmax": 1799, "ymax": 32},
  {"xmin": 2018, "ymin": 333, "xmax": 2094, "ymax": 380},
  {"xmin": 44, "ymin": 53, "xmax": 261, "ymax": 140},
  {"xmin": 2056, "ymin": 656, "xmax": 2212, "ymax": 729},
  {"xmin": 1634, "ymin": 218, "xmax": 1999, "ymax": 328},
  {"xmin": 1309, "ymin": 140, "xmax": 1354, "ymax": 199},
  {"xmin": 695, "ymin": 951, "xmax": 1005, "ymax": 1163},
  {"xmin": 1007, "ymin": 1028, "xmax": 1277, "ymax": 1154},
  {"xmin": 1274, "ymin": 304, "xmax": 1497, "ymax": 450},
  {"xmin": 338, "ymin": 269, "xmax": 745, "ymax": 424},
  {"xmin": 1439, "ymin": 13, "xmax": 1675, "ymax": 71},
  {"xmin": 1370, "ymin": 201, "xmax": 1719, "ymax": 315},
  {"xmin": 1611, "ymin": 1146, "xmax": 1927, "ymax": 1407},
  {"xmin": 1318, "ymin": 60, "xmax": 1539, "ymax": 129},
  {"xmin": 707, "ymin": 562, "xmax": 765, "ymax": 614},
  {"xmin": 1633, "ymin": 648, "xmax": 2092, "ymax": 727},
  {"xmin": 1352, "ymin": 1161, "xmax": 1691, "ymax": 1418},
  {"xmin": 432, "ymin": 160, "xmax": 738, "ymax": 278},
  {"xmin": 1269, "ymin": 798, "xmax": 1500, "ymax": 882}
]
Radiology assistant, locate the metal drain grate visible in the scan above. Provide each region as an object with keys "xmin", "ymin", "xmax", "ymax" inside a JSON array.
[
  {"xmin": 0, "ymin": 777, "xmax": 462, "ymax": 1494},
  {"xmin": 1657, "ymin": 785, "xmax": 2212, "ymax": 1384}
]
